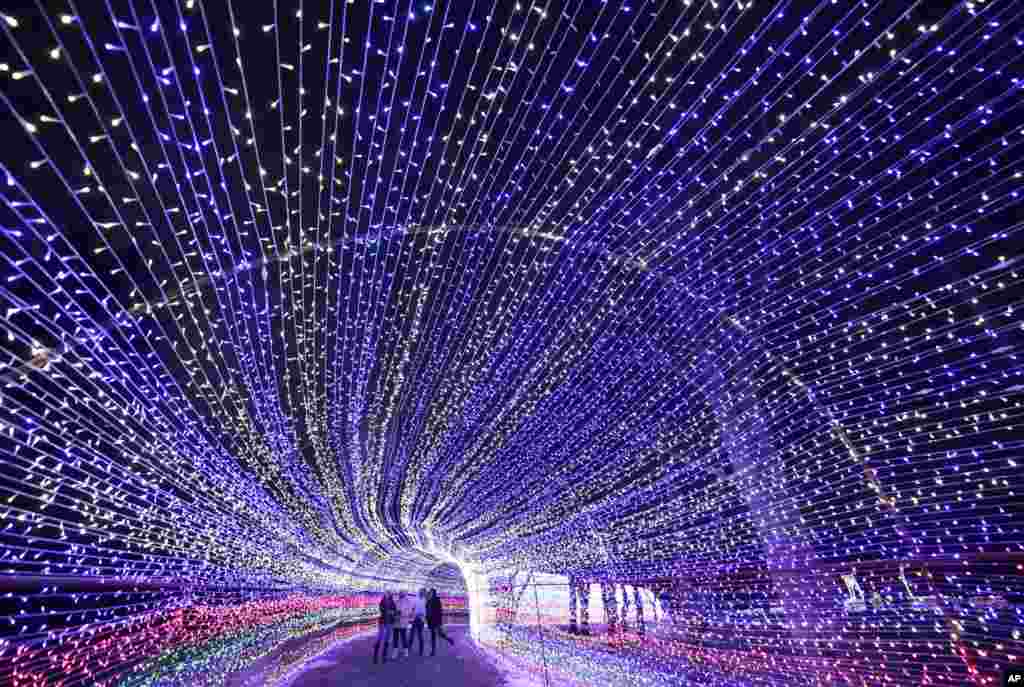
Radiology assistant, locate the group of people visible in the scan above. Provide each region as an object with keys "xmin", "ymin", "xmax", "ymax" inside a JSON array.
[{"xmin": 373, "ymin": 588, "xmax": 454, "ymax": 663}]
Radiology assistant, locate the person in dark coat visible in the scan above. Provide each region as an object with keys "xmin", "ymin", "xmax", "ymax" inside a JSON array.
[
  {"xmin": 373, "ymin": 591, "xmax": 397, "ymax": 664},
  {"xmin": 426, "ymin": 588, "xmax": 454, "ymax": 656}
]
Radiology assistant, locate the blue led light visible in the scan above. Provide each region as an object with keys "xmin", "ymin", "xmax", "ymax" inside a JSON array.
[{"xmin": 0, "ymin": 0, "xmax": 1021, "ymax": 685}]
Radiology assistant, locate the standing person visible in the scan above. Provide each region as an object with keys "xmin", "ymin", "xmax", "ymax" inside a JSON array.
[
  {"xmin": 408, "ymin": 588, "xmax": 427, "ymax": 656},
  {"xmin": 659, "ymin": 588, "xmax": 675, "ymax": 626},
  {"xmin": 426, "ymin": 588, "xmax": 455, "ymax": 656},
  {"xmin": 392, "ymin": 592, "xmax": 409, "ymax": 659},
  {"xmin": 373, "ymin": 591, "xmax": 397, "ymax": 664},
  {"xmin": 399, "ymin": 591, "xmax": 418, "ymax": 657}
]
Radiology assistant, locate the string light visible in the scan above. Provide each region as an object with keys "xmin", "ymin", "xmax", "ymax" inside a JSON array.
[{"xmin": 0, "ymin": 0, "xmax": 1022, "ymax": 685}]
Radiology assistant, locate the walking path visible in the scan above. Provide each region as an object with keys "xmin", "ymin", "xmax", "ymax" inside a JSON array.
[{"xmin": 287, "ymin": 626, "xmax": 508, "ymax": 687}]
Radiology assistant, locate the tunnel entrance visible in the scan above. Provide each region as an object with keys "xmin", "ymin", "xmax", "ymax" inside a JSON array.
[{"xmin": 423, "ymin": 562, "xmax": 468, "ymax": 596}]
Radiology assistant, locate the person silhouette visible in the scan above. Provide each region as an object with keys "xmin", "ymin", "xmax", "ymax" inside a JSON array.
[
  {"xmin": 373, "ymin": 591, "xmax": 397, "ymax": 664},
  {"xmin": 397, "ymin": 591, "xmax": 418, "ymax": 657},
  {"xmin": 409, "ymin": 588, "xmax": 428, "ymax": 656},
  {"xmin": 426, "ymin": 588, "xmax": 454, "ymax": 655},
  {"xmin": 393, "ymin": 592, "xmax": 411, "ymax": 658}
]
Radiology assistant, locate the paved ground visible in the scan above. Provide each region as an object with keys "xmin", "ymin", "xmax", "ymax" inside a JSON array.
[{"xmin": 287, "ymin": 626, "xmax": 507, "ymax": 687}]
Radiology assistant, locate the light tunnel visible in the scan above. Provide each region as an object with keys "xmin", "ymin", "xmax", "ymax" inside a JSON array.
[{"xmin": 1, "ymin": 0, "xmax": 1023, "ymax": 685}]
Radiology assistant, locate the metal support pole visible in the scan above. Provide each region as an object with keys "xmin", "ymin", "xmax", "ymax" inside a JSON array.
[
  {"xmin": 533, "ymin": 582, "xmax": 552, "ymax": 687},
  {"xmin": 568, "ymin": 575, "xmax": 578, "ymax": 634}
]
